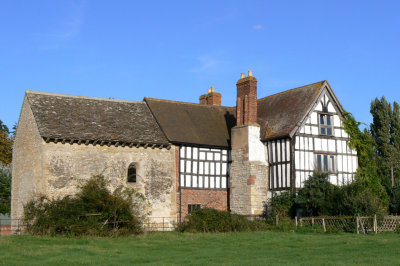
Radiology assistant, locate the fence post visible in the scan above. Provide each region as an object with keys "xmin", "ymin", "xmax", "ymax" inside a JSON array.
[
  {"xmin": 322, "ymin": 218, "xmax": 326, "ymax": 232},
  {"xmin": 311, "ymin": 218, "xmax": 314, "ymax": 227},
  {"xmin": 275, "ymin": 215, "xmax": 279, "ymax": 226},
  {"xmin": 163, "ymin": 217, "xmax": 165, "ymax": 232},
  {"xmin": 295, "ymin": 216, "xmax": 298, "ymax": 228},
  {"xmin": 374, "ymin": 214, "xmax": 377, "ymax": 234},
  {"xmin": 300, "ymin": 218, "xmax": 303, "ymax": 227},
  {"xmin": 356, "ymin": 216, "xmax": 359, "ymax": 234}
]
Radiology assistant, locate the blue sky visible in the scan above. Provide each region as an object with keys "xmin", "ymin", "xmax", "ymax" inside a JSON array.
[{"xmin": 1, "ymin": 0, "xmax": 399, "ymax": 129}]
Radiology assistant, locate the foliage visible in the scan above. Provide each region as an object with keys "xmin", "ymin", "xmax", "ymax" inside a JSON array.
[
  {"xmin": 369, "ymin": 97, "xmax": 400, "ymax": 190},
  {"xmin": 176, "ymin": 208, "xmax": 269, "ymax": 233},
  {"xmin": 0, "ymin": 163, "xmax": 11, "ymax": 214},
  {"xmin": 23, "ymin": 175, "xmax": 145, "ymax": 236},
  {"xmin": 263, "ymin": 191, "xmax": 295, "ymax": 219},
  {"xmin": 335, "ymin": 181, "xmax": 388, "ymax": 217},
  {"xmin": 294, "ymin": 172, "xmax": 387, "ymax": 217},
  {"xmin": 295, "ymin": 172, "xmax": 337, "ymax": 216},
  {"xmin": 390, "ymin": 181, "xmax": 400, "ymax": 214},
  {"xmin": 0, "ymin": 130, "xmax": 12, "ymax": 165},
  {"xmin": 342, "ymin": 111, "xmax": 389, "ymax": 207}
]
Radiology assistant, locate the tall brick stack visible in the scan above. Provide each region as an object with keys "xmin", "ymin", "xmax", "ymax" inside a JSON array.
[
  {"xmin": 236, "ymin": 71, "xmax": 258, "ymax": 125},
  {"xmin": 199, "ymin": 86, "xmax": 222, "ymax": 106},
  {"xmin": 230, "ymin": 71, "xmax": 268, "ymax": 216}
]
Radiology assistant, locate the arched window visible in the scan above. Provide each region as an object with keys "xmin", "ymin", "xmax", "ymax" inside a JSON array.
[{"xmin": 127, "ymin": 163, "xmax": 137, "ymax": 183}]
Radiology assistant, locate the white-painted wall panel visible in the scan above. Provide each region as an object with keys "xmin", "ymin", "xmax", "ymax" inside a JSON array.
[
  {"xmin": 315, "ymin": 102, "xmax": 322, "ymax": 111},
  {"xmin": 328, "ymin": 139, "xmax": 336, "ymax": 152},
  {"xmin": 311, "ymin": 126, "xmax": 318, "ymax": 135},
  {"xmin": 333, "ymin": 115, "xmax": 341, "ymax": 126},
  {"xmin": 315, "ymin": 138, "xmax": 321, "ymax": 150},
  {"xmin": 334, "ymin": 128, "xmax": 342, "ymax": 138},
  {"xmin": 311, "ymin": 112, "xmax": 318, "ymax": 124},
  {"xmin": 327, "ymin": 102, "xmax": 335, "ymax": 113}
]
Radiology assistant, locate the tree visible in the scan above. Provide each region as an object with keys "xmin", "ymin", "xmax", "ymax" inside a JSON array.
[
  {"xmin": 0, "ymin": 120, "xmax": 12, "ymax": 164},
  {"xmin": 0, "ymin": 163, "xmax": 11, "ymax": 214},
  {"xmin": 370, "ymin": 97, "xmax": 400, "ymax": 190}
]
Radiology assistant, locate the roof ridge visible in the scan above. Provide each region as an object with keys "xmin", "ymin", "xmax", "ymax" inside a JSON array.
[
  {"xmin": 144, "ymin": 97, "xmax": 235, "ymax": 109},
  {"xmin": 257, "ymin": 80, "xmax": 326, "ymax": 102},
  {"xmin": 26, "ymin": 90, "xmax": 144, "ymax": 104}
]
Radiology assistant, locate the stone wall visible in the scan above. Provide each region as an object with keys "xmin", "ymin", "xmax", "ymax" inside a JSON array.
[
  {"xmin": 12, "ymin": 98, "xmax": 177, "ymax": 229},
  {"xmin": 41, "ymin": 142, "xmax": 177, "ymax": 220},
  {"xmin": 230, "ymin": 125, "xmax": 268, "ymax": 215},
  {"xmin": 11, "ymin": 97, "xmax": 45, "ymax": 228}
]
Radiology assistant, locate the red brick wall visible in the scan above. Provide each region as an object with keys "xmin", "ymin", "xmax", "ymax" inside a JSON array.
[
  {"xmin": 236, "ymin": 76, "xmax": 257, "ymax": 125},
  {"xmin": 199, "ymin": 92, "xmax": 222, "ymax": 106},
  {"xmin": 180, "ymin": 189, "xmax": 228, "ymax": 220},
  {"xmin": 0, "ymin": 225, "xmax": 11, "ymax": 236}
]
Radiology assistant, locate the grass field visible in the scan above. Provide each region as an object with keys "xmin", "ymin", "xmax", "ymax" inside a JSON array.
[{"xmin": 0, "ymin": 231, "xmax": 399, "ymax": 265}]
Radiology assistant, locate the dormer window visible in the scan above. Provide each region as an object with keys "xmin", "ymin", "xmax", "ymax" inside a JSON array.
[
  {"xmin": 319, "ymin": 114, "xmax": 333, "ymax": 136},
  {"xmin": 127, "ymin": 163, "xmax": 137, "ymax": 183}
]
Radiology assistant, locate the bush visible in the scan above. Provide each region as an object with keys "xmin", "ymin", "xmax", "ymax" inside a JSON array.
[
  {"xmin": 176, "ymin": 208, "xmax": 269, "ymax": 233},
  {"xmin": 263, "ymin": 191, "xmax": 295, "ymax": 219},
  {"xmin": 390, "ymin": 181, "xmax": 400, "ymax": 215},
  {"xmin": 0, "ymin": 163, "xmax": 11, "ymax": 214},
  {"xmin": 295, "ymin": 172, "xmax": 337, "ymax": 216},
  {"xmin": 23, "ymin": 175, "xmax": 145, "ymax": 236},
  {"xmin": 335, "ymin": 180, "xmax": 388, "ymax": 217}
]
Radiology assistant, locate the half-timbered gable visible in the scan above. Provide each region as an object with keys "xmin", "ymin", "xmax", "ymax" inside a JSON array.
[
  {"xmin": 294, "ymin": 84, "xmax": 357, "ymax": 188},
  {"xmin": 258, "ymin": 81, "xmax": 357, "ymax": 195}
]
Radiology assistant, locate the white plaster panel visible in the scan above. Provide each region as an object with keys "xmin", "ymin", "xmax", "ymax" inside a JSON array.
[
  {"xmin": 334, "ymin": 115, "xmax": 341, "ymax": 127},
  {"xmin": 311, "ymin": 112, "xmax": 318, "ymax": 124},
  {"xmin": 334, "ymin": 128, "xmax": 342, "ymax": 138},
  {"xmin": 328, "ymin": 139, "xmax": 336, "ymax": 152},
  {"xmin": 315, "ymin": 138, "xmax": 321, "ymax": 151},
  {"xmin": 327, "ymin": 102, "xmax": 336, "ymax": 113},
  {"xmin": 248, "ymin": 126, "xmax": 267, "ymax": 163},
  {"xmin": 311, "ymin": 126, "xmax": 319, "ymax": 135},
  {"xmin": 305, "ymin": 125, "xmax": 311, "ymax": 134},
  {"xmin": 321, "ymin": 138, "xmax": 328, "ymax": 150},
  {"xmin": 330, "ymin": 175, "xmax": 337, "ymax": 185},
  {"xmin": 315, "ymin": 102, "xmax": 323, "ymax": 111}
]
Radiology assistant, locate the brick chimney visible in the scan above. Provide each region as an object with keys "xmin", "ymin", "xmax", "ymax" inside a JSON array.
[
  {"xmin": 236, "ymin": 70, "xmax": 257, "ymax": 126},
  {"xmin": 199, "ymin": 86, "xmax": 221, "ymax": 106},
  {"xmin": 230, "ymin": 70, "xmax": 268, "ymax": 216}
]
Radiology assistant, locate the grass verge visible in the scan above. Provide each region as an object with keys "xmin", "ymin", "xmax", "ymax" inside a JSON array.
[{"xmin": 0, "ymin": 231, "xmax": 399, "ymax": 265}]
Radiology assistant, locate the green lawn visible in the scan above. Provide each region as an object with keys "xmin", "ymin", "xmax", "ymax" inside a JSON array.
[{"xmin": 0, "ymin": 231, "xmax": 399, "ymax": 265}]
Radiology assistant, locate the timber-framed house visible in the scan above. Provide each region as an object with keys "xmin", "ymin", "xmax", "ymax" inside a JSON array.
[{"xmin": 12, "ymin": 70, "xmax": 357, "ymax": 230}]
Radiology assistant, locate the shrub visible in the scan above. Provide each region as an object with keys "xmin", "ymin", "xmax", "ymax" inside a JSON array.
[
  {"xmin": 263, "ymin": 191, "xmax": 295, "ymax": 219},
  {"xmin": 0, "ymin": 163, "xmax": 11, "ymax": 214},
  {"xmin": 23, "ymin": 175, "xmax": 145, "ymax": 236},
  {"xmin": 176, "ymin": 208, "xmax": 269, "ymax": 233},
  {"xmin": 390, "ymin": 181, "xmax": 400, "ymax": 215},
  {"xmin": 335, "ymin": 180, "xmax": 388, "ymax": 217},
  {"xmin": 295, "ymin": 172, "xmax": 337, "ymax": 216}
]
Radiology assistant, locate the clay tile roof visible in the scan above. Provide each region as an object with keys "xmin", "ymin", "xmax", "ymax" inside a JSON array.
[
  {"xmin": 145, "ymin": 98, "xmax": 236, "ymax": 148},
  {"xmin": 26, "ymin": 91, "xmax": 169, "ymax": 145},
  {"xmin": 257, "ymin": 81, "xmax": 326, "ymax": 140}
]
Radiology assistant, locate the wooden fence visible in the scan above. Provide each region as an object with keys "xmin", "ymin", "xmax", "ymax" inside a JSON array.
[{"xmin": 296, "ymin": 215, "xmax": 400, "ymax": 234}]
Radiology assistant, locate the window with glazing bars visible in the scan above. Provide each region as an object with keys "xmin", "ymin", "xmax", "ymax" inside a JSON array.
[
  {"xmin": 316, "ymin": 154, "xmax": 335, "ymax": 173},
  {"xmin": 319, "ymin": 114, "xmax": 333, "ymax": 136}
]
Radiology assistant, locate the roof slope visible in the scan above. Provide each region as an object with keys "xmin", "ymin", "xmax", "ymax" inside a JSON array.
[
  {"xmin": 26, "ymin": 91, "xmax": 169, "ymax": 145},
  {"xmin": 257, "ymin": 81, "xmax": 326, "ymax": 140},
  {"xmin": 145, "ymin": 98, "xmax": 236, "ymax": 148}
]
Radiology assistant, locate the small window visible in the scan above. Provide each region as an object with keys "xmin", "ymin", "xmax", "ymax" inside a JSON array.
[
  {"xmin": 188, "ymin": 204, "xmax": 201, "ymax": 213},
  {"xmin": 127, "ymin": 163, "xmax": 137, "ymax": 183},
  {"xmin": 316, "ymin": 154, "xmax": 335, "ymax": 173},
  {"xmin": 319, "ymin": 114, "xmax": 333, "ymax": 136}
]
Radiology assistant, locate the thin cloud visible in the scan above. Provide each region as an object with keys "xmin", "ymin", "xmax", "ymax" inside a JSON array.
[
  {"xmin": 253, "ymin": 24, "xmax": 264, "ymax": 30},
  {"xmin": 191, "ymin": 56, "xmax": 219, "ymax": 73},
  {"xmin": 33, "ymin": 2, "xmax": 85, "ymax": 49}
]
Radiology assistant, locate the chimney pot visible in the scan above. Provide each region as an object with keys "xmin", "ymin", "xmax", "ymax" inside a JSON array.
[
  {"xmin": 248, "ymin": 70, "xmax": 253, "ymax": 77},
  {"xmin": 241, "ymin": 73, "xmax": 245, "ymax": 79},
  {"xmin": 210, "ymin": 86, "xmax": 215, "ymax": 92}
]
